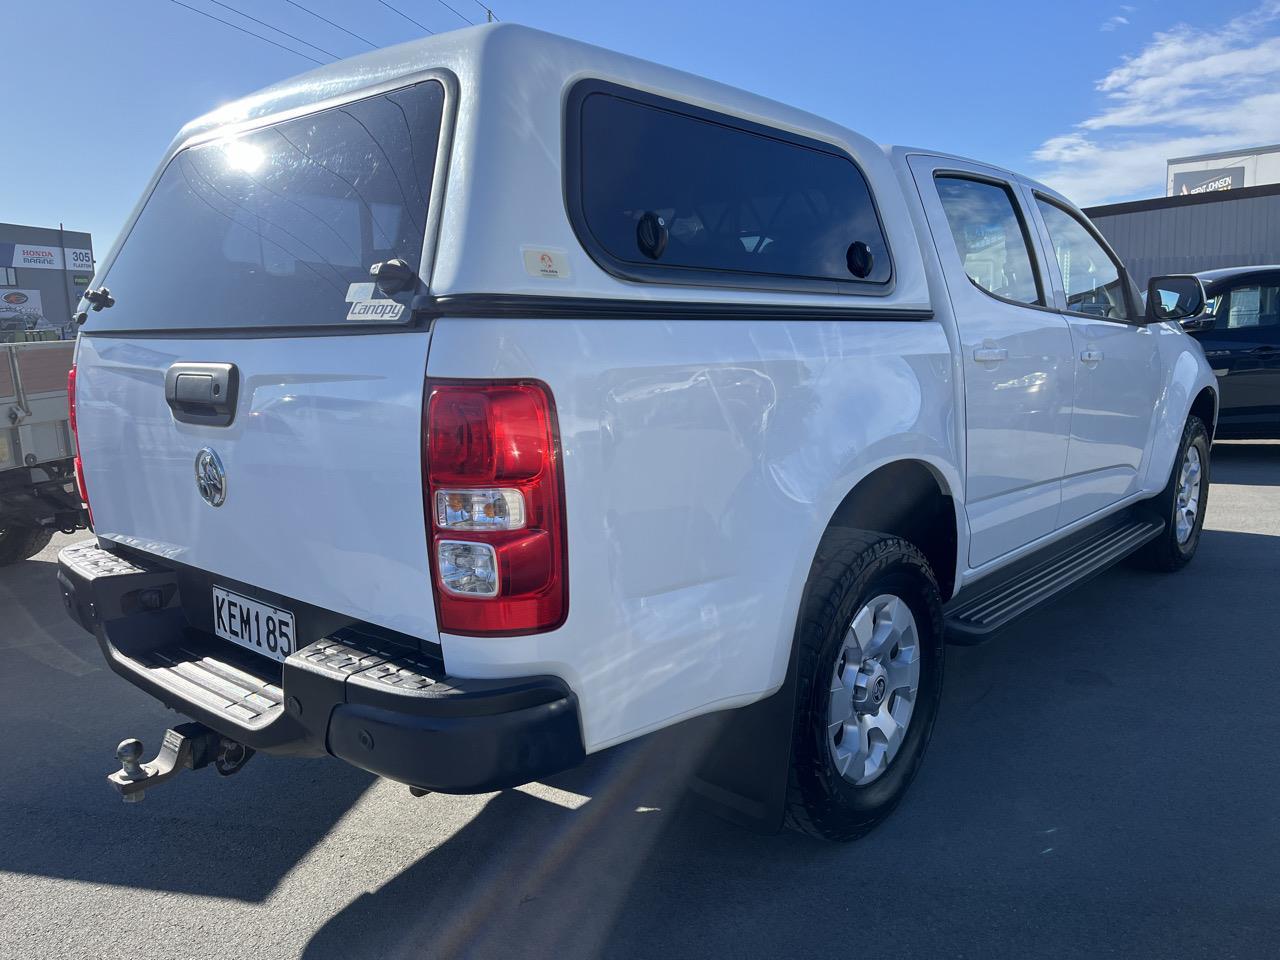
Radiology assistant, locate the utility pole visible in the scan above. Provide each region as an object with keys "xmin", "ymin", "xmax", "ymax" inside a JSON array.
[{"xmin": 486, "ymin": 8, "xmax": 493, "ymax": 21}]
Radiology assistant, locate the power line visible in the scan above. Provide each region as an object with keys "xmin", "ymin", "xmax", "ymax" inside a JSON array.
[
  {"xmin": 466, "ymin": 0, "xmax": 498, "ymax": 20},
  {"xmin": 375, "ymin": 0, "xmax": 435, "ymax": 33},
  {"xmin": 165, "ymin": 0, "xmax": 327, "ymax": 65},
  {"xmin": 204, "ymin": 0, "xmax": 340, "ymax": 59},
  {"xmin": 280, "ymin": 0, "xmax": 378, "ymax": 49},
  {"xmin": 430, "ymin": 0, "xmax": 474, "ymax": 25}
]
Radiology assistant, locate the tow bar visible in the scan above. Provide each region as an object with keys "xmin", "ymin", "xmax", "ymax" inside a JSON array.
[{"xmin": 107, "ymin": 722, "xmax": 255, "ymax": 803}]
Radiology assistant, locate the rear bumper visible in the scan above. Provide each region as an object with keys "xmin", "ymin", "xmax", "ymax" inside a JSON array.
[{"xmin": 57, "ymin": 540, "xmax": 584, "ymax": 793}]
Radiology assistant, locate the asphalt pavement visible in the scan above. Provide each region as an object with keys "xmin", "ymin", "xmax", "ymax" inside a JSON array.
[{"xmin": 2, "ymin": 441, "xmax": 1278, "ymax": 960}]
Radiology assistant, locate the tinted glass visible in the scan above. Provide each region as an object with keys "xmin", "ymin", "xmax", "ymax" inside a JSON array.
[
  {"xmin": 935, "ymin": 176, "xmax": 1040, "ymax": 305},
  {"xmin": 86, "ymin": 81, "xmax": 444, "ymax": 331},
  {"xmin": 1216, "ymin": 283, "xmax": 1280, "ymax": 330},
  {"xmin": 576, "ymin": 91, "xmax": 891, "ymax": 286},
  {"xmin": 1035, "ymin": 199, "xmax": 1131, "ymax": 321}
]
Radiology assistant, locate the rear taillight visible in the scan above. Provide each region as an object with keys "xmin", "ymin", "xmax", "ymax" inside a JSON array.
[
  {"xmin": 67, "ymin": 364, "xmax": 92, "ymax": 527},
  {"xmin": 424, "ymin": 380, "xmax": 567, "ymax": 635}
]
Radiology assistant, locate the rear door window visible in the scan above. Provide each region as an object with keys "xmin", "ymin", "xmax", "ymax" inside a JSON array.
[
  {"xmin": 934, "ymin": 176, "xmax": 1042, "ymax": 306},
  {"xmin": 567, "ymin": 81, "xmax": 892, "ymax": 293},
  {"xmin": 85, "ymin": 80, "xmax": 445, "ymax": 332}
]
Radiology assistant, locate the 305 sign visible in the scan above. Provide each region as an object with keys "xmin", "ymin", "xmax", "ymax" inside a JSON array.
[{"xmin": 65, "ymin": 248, "xmax": 94, "ymax": 273}]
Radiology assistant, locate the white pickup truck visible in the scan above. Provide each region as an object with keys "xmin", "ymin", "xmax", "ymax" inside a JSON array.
[{"xmin": 59, "ymin": 25, "xmax": 1217, "ymax": 840}]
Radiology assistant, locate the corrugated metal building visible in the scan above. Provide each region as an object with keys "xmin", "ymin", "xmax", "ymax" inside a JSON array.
[{"xmin": 1083, "ymin": 183, "xmax": 1280, "ymax": 289}]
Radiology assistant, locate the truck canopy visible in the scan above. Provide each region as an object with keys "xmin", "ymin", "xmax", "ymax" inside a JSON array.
[{"xmin": 90, "ymin": 23, "xmax": 931, "ymax": 319}]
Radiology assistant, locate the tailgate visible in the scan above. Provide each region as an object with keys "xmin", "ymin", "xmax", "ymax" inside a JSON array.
[
  {"xmin": 71, "ymin": 77, "xmax": 450, "ymax": 645},
  {"xmin": 75, "ymin": 332, "xmax": 436, "ymax": 641}
]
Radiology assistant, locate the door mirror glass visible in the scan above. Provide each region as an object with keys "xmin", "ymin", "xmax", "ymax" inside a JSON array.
[{"xmin": 1146, "ymin": 275, "xmax": 1206, "ymax": 323}]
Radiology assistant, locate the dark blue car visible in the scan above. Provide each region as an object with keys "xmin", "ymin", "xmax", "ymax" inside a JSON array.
[{"xmin": 1185, "ymin": 265, "xmax": 1280, "ymax": 440}]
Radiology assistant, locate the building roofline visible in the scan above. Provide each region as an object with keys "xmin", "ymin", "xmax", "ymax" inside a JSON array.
[
  {"xmin": 1083, "ymin": 181, "xmax": 1280, "ymax": 219},
  {"xmin": 0, "ymin": 221, "xmax": 93, "ymax": 238},
  {"xmin": 1166, "ymin": 143, "xmax": 1280, "ymax": 165}
]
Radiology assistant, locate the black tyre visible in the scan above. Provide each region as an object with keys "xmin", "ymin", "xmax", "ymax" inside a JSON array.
[
  {"xmin": 1132, "ymin": 415, "xmax": 1210, "ymax": 572},
  {"xmin": 784, "ymin": 530, "xmax": 944, "ymax": 841},
  {"xmin": 0, "ymin": 525, "xmax": 54, "ymax": 566}
]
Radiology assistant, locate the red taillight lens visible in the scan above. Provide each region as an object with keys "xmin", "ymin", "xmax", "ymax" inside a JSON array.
[
  {"xmin": 428, "ymin": 385, "xmax": 550, "ymax": 482},
  {"xmin": 425, "ymin": 381, "xmax": 567, "ymax": 635},
  {"xmin": 68, "ymin": 364, "xmax": 92, "ymax": 526},
  {"xmin": 67, "ymin": 365, "xmax": 78, "ymax": 435}
]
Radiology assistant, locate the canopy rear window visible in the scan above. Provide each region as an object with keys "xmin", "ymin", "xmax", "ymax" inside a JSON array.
[
  {"xmin": 565, "ymin": 80, "xmax": 892, "ymax": 295},
  {"xmin": 85, "ymin": 80, "xmax": 444, "ymax": 332}
]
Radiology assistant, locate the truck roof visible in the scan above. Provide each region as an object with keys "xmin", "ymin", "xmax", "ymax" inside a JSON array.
[{"xmin": 149, "ymin": 24, "xmax": 944, "ymax": 311}]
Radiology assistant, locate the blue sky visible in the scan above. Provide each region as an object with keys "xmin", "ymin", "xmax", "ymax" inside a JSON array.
[{"xmin": 6, "ymin": 0, "xmax": 1279, "ymax": 254}]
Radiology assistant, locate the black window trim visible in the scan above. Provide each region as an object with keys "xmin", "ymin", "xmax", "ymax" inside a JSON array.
[
  {"xmin": 932, "ymin": 170, "xmax": 1048, "ymax": 311},
  {"xmin": 563, "ymin": 78, "xmax": 896, "ymax": 298},
  {"xmin": 1033, "ymin": 191, "xmax": 1142, "ymax": 325}
]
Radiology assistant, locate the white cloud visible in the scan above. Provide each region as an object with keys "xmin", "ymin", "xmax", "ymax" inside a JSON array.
[
  {"xmin": 1033, "ymin": 1, "xmax": 1280, "ymax": 205},
  {"xmin": 1100, "ymin": 15, "xmax": 1130, "ymax": 31}
]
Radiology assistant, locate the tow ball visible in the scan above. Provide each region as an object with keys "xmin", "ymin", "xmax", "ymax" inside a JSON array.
[{"xmin": 108, "ymin": 722, "xmax": 255, "ymax": 803}]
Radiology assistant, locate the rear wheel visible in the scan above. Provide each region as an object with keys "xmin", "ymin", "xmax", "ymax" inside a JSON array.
[
  {"xmin": 1133, "ymin": 415, "xmax": 1210, "ymax": 571},
  {"xmin": 0, "ymin": 525, "xmax": 54, "ymax": 566},
  {"xmin": 784, "ymin": 530, "xmax": 944, "ymax": 841}
]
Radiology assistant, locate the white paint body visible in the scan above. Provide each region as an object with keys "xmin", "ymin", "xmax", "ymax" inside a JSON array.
[{"xmin": 74, "ymin": 25, "xmax": 1217, "ymax": 754}]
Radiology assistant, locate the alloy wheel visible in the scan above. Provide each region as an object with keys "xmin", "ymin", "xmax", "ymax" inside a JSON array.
[
  {"xmin": 828, "ymin": 593, "xmax": 921, "ymax": 786},
  {"xmin": 1175, "ymin": 444, "xmax": 1202, "ymax": 544}
]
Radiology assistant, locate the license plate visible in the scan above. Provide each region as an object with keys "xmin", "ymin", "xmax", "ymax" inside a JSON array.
[{"xmin": 212, "ymin": 586, "xmax": 295, "ymax": 663}]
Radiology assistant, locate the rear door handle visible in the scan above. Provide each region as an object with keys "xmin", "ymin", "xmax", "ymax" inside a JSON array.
[
  {"xmin": 973, "ymin": 347, "xmax": 1008, "ymax": 364},
  {"xmin": 1080, "ymin": 349, "xmax": 1104, "ymax": 364},
  {"xmin": 1248, "ymin": 344, "xmax": 1277, "ymax": 354},
  {"xmin": 165, "ymin": 362, "xmax": 239, "ymax": 427}
]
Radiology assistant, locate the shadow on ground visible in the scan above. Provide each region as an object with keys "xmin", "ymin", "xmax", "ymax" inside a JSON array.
[
  {"xmin": 2, "ymin": 445, "xmax": 1278, "ymax": 959},
  {"xmin": 0, "ymin": 544, "xmax": 376, "ymax": 903}
]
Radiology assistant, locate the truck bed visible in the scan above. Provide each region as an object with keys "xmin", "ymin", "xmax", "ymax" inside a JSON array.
[{"xmin": 1, "ymin": 340, "xmax": 75, "ymax": 472}]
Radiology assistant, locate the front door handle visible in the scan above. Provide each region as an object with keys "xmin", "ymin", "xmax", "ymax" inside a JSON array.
[
  {"xmin": 973, "ymin": 347, "xmax": 1008, "ymax": 364},
  {"xmin": 1248, "ymin": 344, "xmax": 1277, "ymax": 354},
  {"xmin": 1080, "ymin": 349, "xmax": 1104, "ymax": 364}
]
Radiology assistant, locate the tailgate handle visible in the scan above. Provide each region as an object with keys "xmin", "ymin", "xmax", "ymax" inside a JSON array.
[{"xmin": 164, "ymin": 362, "xmax": 239, "ymax": 427}]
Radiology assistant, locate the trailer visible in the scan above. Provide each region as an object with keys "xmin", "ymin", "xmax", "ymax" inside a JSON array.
[{"xmin": 0, "ymin": 338, "xmax": 86, "ymax": 563}]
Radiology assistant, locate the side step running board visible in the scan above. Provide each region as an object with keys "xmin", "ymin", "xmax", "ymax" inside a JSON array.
[{"xmin": 945, "ymin": 517, "xmax": 1164, "ymax": 643}]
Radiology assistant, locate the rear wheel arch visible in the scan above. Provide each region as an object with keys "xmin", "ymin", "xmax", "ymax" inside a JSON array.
[{"xmin": 818, "ymin": 460, "xmax": 960, "ymax": 601}]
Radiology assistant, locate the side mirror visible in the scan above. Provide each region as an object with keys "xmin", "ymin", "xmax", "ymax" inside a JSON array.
[{"xmin": 1146, "ymin": 274, "xmax": 1206, "ymax": 323}]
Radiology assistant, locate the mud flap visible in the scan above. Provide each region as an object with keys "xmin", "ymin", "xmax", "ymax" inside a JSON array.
[{"xmin": 687, "ymin": 651, "xmax": 798, "ymax": 834}]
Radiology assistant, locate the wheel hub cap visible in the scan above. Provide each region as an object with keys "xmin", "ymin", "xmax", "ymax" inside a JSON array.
[
  {"xmin": 828, "ymin": 593, "xmax": 921, "ymax": 786},
  {"xmin": 1175, "ymin": 444, "xmax": 1202, "ymax": 545},
  {"xmin": 853, "ymin": 661, "xmax": 889, "ymax": 713}
]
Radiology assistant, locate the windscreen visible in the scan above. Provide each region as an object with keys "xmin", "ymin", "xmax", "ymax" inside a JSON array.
[{"xmin": 85, "ymin": 80, "xmax": 444, "ymax": 332}]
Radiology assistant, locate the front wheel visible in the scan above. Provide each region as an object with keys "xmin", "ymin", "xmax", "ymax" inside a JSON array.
[
  {"xmin": 1133, "ymin": 415, "xmax": 1210, "ymax": 571},
  {"xmin": 784, "ymin": 531, "xmax": 944, "ymax": 841}
]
